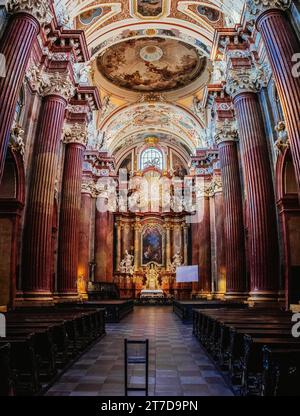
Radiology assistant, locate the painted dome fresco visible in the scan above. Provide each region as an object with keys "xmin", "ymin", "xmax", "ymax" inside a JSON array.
[{"xmin": 96, "ymin": 38, "xmax": 207, "ymax": 93}]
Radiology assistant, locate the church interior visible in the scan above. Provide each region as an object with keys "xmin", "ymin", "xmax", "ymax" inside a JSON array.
[{"xmin": 0, "ymin": 0, "xmax": 300, "ymax": 398}]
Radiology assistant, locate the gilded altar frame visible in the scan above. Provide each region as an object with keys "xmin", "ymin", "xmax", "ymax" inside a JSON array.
[{"xmin": 140, "ymin": 223, "xmax": 165, "ymax": 267}]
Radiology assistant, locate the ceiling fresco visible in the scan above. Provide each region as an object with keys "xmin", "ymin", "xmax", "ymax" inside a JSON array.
[
  {"xmin": 97, "ymin": 37, "xmax": 207, "ymax": 93},
  {"xmin": 54, "ymin": 0, "xmax": 245, "ymax": 158},
  {"xmin": 136, "ymin": 0, "xmax": 164, "ymax": 18},
  {"xmin": 100, "ymin": 102, "xmax": 205, "ymax": 153}
]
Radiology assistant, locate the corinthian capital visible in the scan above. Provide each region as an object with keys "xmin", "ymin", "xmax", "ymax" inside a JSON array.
[
  {"xmin": 41, "ymin": 72, "xmax": 75, "ymax": 101},
  {"xmin": 208, "ymin": 176, "xmax": 223, "ymax": 197},
  {"xmin": 63, "ymin": 123, "xmax": 88, "ymax": 147},
  {"xmin": 215, "ymin": 119, "xmax": 238, "ymax": 145},
  {"xmin": 8, "ymin": 0, "xmax": 53, "ymax": 25},
  {"xmin": 246, "ymin": 0, "xmax": 291, "ymax": 19},
  {"xmin": 81, "ymin": 180, "xmax": 95, "ymax": 196},
  {"xmin": 226, "ymin": 66, "xmax": 262, "ymax": 98}
]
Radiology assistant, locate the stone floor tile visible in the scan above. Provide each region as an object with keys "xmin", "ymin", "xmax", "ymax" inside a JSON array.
[{"xmin": 46, "ymin": 307, "xmax": 233, "ymax": 397}]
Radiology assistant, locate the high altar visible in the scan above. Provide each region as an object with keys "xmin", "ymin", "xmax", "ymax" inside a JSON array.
[{"xmin": 114, "ymin": 214, "xmax": 190, "ymax": 299}]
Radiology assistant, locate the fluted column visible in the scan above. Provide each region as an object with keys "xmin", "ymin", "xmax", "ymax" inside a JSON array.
[
  {"xmin": 215, "ymin": 121, "xmax": 248, "ymax": 299},
  {"xmin": 106, "ymin": 212, "xmax": 114, "ymax": 282},
  {"xmin": 226, "ymin": 69, "xmax": 280, "ymax": 304},
  {"xmin": 209, "ymin": 175, "xmax": 227, "ymax": 298},
  {"xmin": 197, "ymin": 185, "xmax": 212, "ymax": 296},
  {"xmin": 0, "ymin": 1, "xmax": 51, "ymax": 183},
  {"xmin": 57, "ymin": 124, "xmax": 87, "ymax": 299},
  {"xmin": 134, "ymin": 222, "xmax": 140, "ymax": 272},
  {"xmin": 94, "ymin": 209, "xmax": 108, "ymax": 282},
  {"xmin": 183, "ymin": 225, "xmax": 189, "ymax": 265},
  {"xmin": 191, "ymin": 221, "xmax": 200, "ymax": 292},
  {"xmin": 116, "ymin": 221, "xmax": 122, "ymax": 272},
  {"xmin": 247, "ymin": 0, "xmax": 300, "ymax": 195},
  {"xmin": 165, "ymin": 224, "xmax": 171, "ymax": 271},
  {"xmin": 22, "ymin": 73, "xmax": 75, "ymax": 300},
  {"xmin": 122, "ymin": 223, "xmax": 133, "ymax": 256},
  {"xmin": 78, "ymin": 184, "xmax": 93, "ymax": 298}
]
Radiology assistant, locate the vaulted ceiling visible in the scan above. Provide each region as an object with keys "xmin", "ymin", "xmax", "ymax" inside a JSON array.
[{"xmin": 54, "ymin": 0, "xmax": 245, "ymax": 155}]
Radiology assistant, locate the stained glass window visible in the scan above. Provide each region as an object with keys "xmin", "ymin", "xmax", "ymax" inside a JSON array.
[{"xmin": 141, "ymin": 148, "xmax": 163, "ymax": 170}]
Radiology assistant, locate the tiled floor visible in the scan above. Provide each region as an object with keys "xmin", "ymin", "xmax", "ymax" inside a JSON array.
[{"xmin": 46, "ymin": 306, "xmax": 233, "ymax": 396}]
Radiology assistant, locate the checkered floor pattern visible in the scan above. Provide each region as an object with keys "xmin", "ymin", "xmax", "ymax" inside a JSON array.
[{"xmin": 46, "ymin": 306, "xmax": 233, "ymax": 396}]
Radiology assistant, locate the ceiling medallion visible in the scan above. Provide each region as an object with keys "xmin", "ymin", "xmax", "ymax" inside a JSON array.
[{"xmin": 140, "ymin": 45, "xmax": 163, "ymax": 62}]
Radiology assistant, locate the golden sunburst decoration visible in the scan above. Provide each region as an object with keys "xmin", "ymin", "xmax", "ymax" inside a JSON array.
[{"xmin": 144, "ymin": 136, "xmax": 159, "ymax": 146}]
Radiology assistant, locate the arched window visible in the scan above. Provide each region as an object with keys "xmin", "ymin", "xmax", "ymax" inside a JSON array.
[
  {"xmin": 140, "ymin": 147, "xmax": 163, "ymax": 170},
  {"xmin": 14, "ymin": 87, "xmax": 24, "ymax": 125}
]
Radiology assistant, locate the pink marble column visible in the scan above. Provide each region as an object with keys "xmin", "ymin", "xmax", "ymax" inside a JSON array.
[
  {"xmin": 57, "ymin": 128, "xmax": 87, "ymax": 299},
  {"xmin": 78, "ymin": 189, "xmax": 93, "ymax": 291},
  {"xmin": 197, "ymin": 189, "xmax": 212, "ymax": 295},
  {"xmin": 191, "ymin": 221, "xmax": 200, "ymax": 292},
  {"xmin": 0, "ymin": 2, "xmax": 51, "ymax": 183},
  {"xmin": 216, "ymin": 123, "xmax": 248, "ymax": 299},
  {"xmin": 94, "ymin": 209, "xmax": 108, "ymax": 282},
  {"xmin": 22, "ymin": 73, "xmax": 74, "ymax": 301},
  {"xmin": 213, "ymin": 188, "xmax": 226, "ymax": 297},
  {"xmin": 106, "ymin": 212, "xmax": 114, "ymax": 282},
  {"xmin": 250, "ymin": 1, "xmax": 300, "ymax": 195},
  {"xmin": 227, "ymin": 70, "xmax": 280, "ymax": 303}
]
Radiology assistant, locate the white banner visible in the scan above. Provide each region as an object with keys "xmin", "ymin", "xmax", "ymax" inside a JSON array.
[{"xmin": 176, "ymin": 265, "xmax": 199, "ymax": 283}]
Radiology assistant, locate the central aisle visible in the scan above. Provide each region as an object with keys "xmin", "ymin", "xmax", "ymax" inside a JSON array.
[{"xmin": 46, "ymin": 306, "xmax": 233, "ymax": 396}]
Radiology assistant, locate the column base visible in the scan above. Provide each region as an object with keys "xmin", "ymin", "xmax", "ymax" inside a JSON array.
[
  {"xmin": 212, "ymin": 291, "xmax": 226, "ymax": 300},
  {"xmin": 54, "ymin": 292, "xmax": 80, "ymax": 303},
  {"xmin": 194, "ymin": 291, "xmax": 213, "ymax": 300},
  {"xmin": 247, "ymin": 291, "xmax": 283, "ymax": 308},
  {"xmin": 16, "ymin": 291, "xmax": 55, "ymax": 306},
  {"xmin": 224, "ymin": 292, "xmax": 249, "ymax": 301}
]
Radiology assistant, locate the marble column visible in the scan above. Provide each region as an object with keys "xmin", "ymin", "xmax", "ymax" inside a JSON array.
[
  {"xmin": 173, "ymin": 224, "xmax": 183, "ymax": 257},
  {"xmin": 78, "ymin": 185, "xmax": 93, "ymax": 297},
  {"xmin": 22, "ymin": 73, "xmax": 74, "ymax": 300},
  {"xmin": 215, "ymin": 121, "xmax": 248, "ymax": 299},
  {"xmin": 183, "ymin": 225, "xmax": 189, "ymax": 265},
  {"xmin": 122, "ymin": 223, "xmax": 133, "ymax": 256},
  {"xmin": 0, "ymin": 1, "xmax": 51, "ymax": 183},
  {"xmin": 134, "ymin": 222, "xmax": 140, "ymax": 272},
  {"xmin": 247, "ymin": 0, "xmax": 300, "ymax": 194},
  {"xmin": 165, "ymin": 224, "xmax": 171, "ymax": 271},
  {"xmin": 226, "ymin": 69, "xmax": 280, "ymax": 304},
  {"xmin": 116, "ymin": 221, "xmax": 122, "ymax": 272},
  {"xmin": 94, "ymin": 208, "xmax": 108, "ymax": 282},
  {"xmin": 197, "ymin": 186, "xmax": 212, "ymax": 296},
  {"xmin": 57, "ymin": 124, "xmax": 87, "ymax": 299},
  {"xmin": 106, "ymin": 212, "xmax": 114, "ymax": 282},
  {"xmin": 191, "ymin": 221, "xmax": 200, "ymax": 292},
  {"xmin": 209, "ymin": 176, "xmax": 227, "ymax": 298}
]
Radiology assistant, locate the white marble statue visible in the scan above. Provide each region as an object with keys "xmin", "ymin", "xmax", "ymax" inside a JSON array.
[
  {"xmin": 170, "ymin": 251, "xmax": 183, "ymax": 273},
  {"xmin": 120, "ymin": 250, "xmax": 134, "ymax": 275}
]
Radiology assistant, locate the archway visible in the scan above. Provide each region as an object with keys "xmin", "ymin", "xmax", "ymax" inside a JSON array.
[
  {"xmin": 276, "ymin": 149, "xmax": 300, "ymax": 307},
  {"xmin": 0, "ymin": 149, "xmax": 25, "ymax": 309}
]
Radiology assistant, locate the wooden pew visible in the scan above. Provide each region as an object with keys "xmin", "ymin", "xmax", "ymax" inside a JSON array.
[
  {"xmin": 241, "ymin": 336, "xmax": 300, "ymax": 396},
  {"xmin": 6, "ymin": 325, "xmax": 56, "ymax": 380},
  {"xmin": 0, "ymin": 335, "xmax": 40, "ymax": 395},
  {"xmin": 0, "ymin": 306, "xmax": 106, "ymax": 395},
  {"xmin": 261, "ymin": 346, "xmax": 300, "ymax": 396},
  {"xmin": 192, "ymin": 308, "xmax": 298, "ymax": 396},
  {"xmin": 0, "ymin": 343, "xmax": 15, "ymax": 396}
]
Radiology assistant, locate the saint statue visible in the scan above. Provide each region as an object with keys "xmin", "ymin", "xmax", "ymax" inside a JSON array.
[
  {"xmin": 120, "ymin": 250, "xmax": 134, "ymax": 275},
  {"xmin": 170, "ymin": 251, "xmax": 183, "ymax": 273}
]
